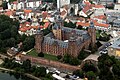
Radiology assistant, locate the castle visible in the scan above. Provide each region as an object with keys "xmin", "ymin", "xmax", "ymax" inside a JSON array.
[{"xmin": 34, "ymin": 17, "xmax": 96, "ymax": 57}]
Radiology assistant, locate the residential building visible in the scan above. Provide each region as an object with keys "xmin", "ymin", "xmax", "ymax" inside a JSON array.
[
  {"xmin": 57, "ymin": 0, "xmax": 70, "ymax": 9},
  {"xmin": 98, "ymin": 0, "xmax": 114, "ymax": 5},
  {"xmin": 76, "ymin": 20, "xmax": 111, "ymax": 31},
  {"xmin": 114, "ymin": 4, "xmax": 120, "ymax": 10},
  {"xmin": 108, "ymin": 38, "xmax": 120, "ymax": 58},
  {"xmin": 18, "ymin": 0, "xmax": 42, "ymax": 9}
]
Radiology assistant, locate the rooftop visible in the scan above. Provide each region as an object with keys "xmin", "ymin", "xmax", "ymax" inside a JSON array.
[
  {"xmin": 83, "ymin": 54, "xmax": 99, "ymax": 62},
  {"xmin": 110, "ymin": 38, "xmax": 120, "ymax": 49}
]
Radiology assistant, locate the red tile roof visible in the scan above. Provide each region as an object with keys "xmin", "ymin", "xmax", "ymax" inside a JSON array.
[
  {"xmin": 13, "ymin": 1, "xmax": 18, "ymax": 4},
  {"xmin": 4, "ymin": 11, "xmax": 14, "ymax": 16},
  {"xmin": 82, "ymin": 6, "xmax": 90, "ymax": 14},
  {"xmin": 24, "ymin": 10, "xmax": 32, "ymax": 14},
  {"xmin": 94, "ymin": 15, "xmax": 106, "ymax": 20},
  {"xmin": 44, "ymin": 22, "xmax": 50, "ymax": 29},
  {"xmin": 77, "ymin": 21, "xmax": 110, "ymax": 28},
  {"xmin": 0, "ymin": 7, "xmax": 3, "ymax": 10},
  {"xmin": 95, "ymin": 23, "xmax": 109, "ymax": 28},
  {"xmin": 61, "ymin": 10, "xmax": 67, "ymax": 16},
  {"xmin": 77, "ymin": 22, "xmax": 90, "ymax": 27},
  {"xmin": 84, "ymin": 1, "xmax": 91, "ymax": 6},
  {"xmin": 42, "ymin": 11, "xmax": 48, "ymax": 18},
  {"xmin": 19, "ymin": 21, "xmax": 50, "ymax": 32},
  {"xmin": 94, "ymin": 5, "xmax": 105, "ymax": 8}
]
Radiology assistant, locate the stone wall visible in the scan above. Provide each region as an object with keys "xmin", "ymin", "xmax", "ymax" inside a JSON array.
[{"xmin": 19, "ymin": 54, "xmax": 80, "ymax": 71}]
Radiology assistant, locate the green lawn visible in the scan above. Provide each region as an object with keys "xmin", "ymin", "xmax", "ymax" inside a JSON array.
[
  {"xmin": 27, "ymin": 49, "xmax": 58, "ymax": 61},
  {"xmin": 27, "ymin": 49, "xmax": 38, "ymax": 57},
  {"xmin": 44, "ymin": 53, "xmax": 58, "ymax": 61}
]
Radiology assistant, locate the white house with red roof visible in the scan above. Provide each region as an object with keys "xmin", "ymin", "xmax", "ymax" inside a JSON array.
[
  {"xmin": 18, "ymin": 21, "xmax": 50, "ymax": 36},
  {"xmin": 79, "ymin": 0, "xmax": 93, "ymax": 17},
  {"xmin": 11, "ymin": 1, "xmax": 18, "ymax": 10},
  {"xmin": 76, "ymin": 20, "xmax": 111, "ymax": 31},
  {"xmin": 92, "ymin": 4, "xmax": 105, "ymax": 11},
  {"xmin": 93, "ymin": 15, "xmax": 107, "ymax": 24}
]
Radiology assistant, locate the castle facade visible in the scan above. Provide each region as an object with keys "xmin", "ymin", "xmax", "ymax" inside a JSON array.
[{"xmin": 34, "ymin": 18, "xmax": 96, "ymax": 57}]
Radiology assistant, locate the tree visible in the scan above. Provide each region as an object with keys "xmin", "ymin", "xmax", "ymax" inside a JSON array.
[
  {"xmin": 73, "ymin": 70, "xmax": 84, "ymax": 78},
  {"xmin": 38, "ymin": 52, "xmax": 44, "ymax": 57},
  {"xmin": 96, "ymin": 41, "xmax": 102, "ymax": 48},
  {"xmin": 21, "ymin": 34, "xmax": 27, "ymax": 42},
  {"xmin": 78, "ymin": 50, "xmax": 89, "ymax": 60},
  {"xmin": 112, "ymin": 63, "xmax": 120, "ymax": 76},
  {"xmin": 34, "ymin": 67, "xmax": 46, "ymax": 77},
  {"xmin": 30, "ymin": 65, "xmax": 36, "ymax": 73},
  {"xmin": 63, "ymin": 54, "xmax": 71, "ymax": 63},
  {"xmin": 64, "ymin": 21, "xmax": 76, "ymax": 28},
  {"xmin": 57, "ymin": 55, "xmax": 62, "ymax": 60},
  {"xmin": 69, "ymin": 57, "xmax": 79, "ymax": 65},
  {"xmin": 2, "ymin": 1, "xmax": 8, "ymax": 10},
  {"xmin": 0, "ymin": 15, "xmax": 20, "ymax": 53},
  {"xmin": 82, "ymin": 63, "xmax": 97, "ymax": 73},
  {"xmin": 70, "ymin": 7, "xmax": 74, "ymax": 14},
  {"xmin": 86, "ymin": 71, "xmax": 96, "ymax": 80},
  {"xmin": 22, "ymin": 59, "xmax": 31, "ymax": 72},
  {"xmin": 1, "ymin": 29, "xmax": 11, "ymax": 40},
  {"xmin": 22, "ymin": 36, "xmax": 35, "ymax": 51},
  {"xmin": 11, "ymin": 25, "xmax": 18, "ymax": 38},
  {"xmin": 7, "ymin": 38, "xmax": 15, "ymax": 47}
]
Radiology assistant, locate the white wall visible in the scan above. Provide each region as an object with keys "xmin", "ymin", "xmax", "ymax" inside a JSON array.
[{"xmin": 57, "ymin": 0, "xmax": 70, "ymax": 9}]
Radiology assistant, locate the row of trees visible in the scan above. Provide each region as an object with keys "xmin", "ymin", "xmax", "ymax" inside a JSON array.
[
  {"xmin": 0, "ymin": 15, "xmax": 20, "ymax": 53},
  {"xmin": 61, "ymin": 50, "xmax": 90, "ymax": 66},
  {"xmin": 0, "ymin": 15, "xmax": 35, "ymax": 53},
  {"xmin": 2, "ymin": 58, "xmax": 51, "ymax": 79},
  {"xmin": 73, "ymin": 54, "xmax": 120, "ymax": 80}
]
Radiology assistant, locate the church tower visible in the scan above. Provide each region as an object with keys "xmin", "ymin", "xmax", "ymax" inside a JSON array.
[
  {"xmin": 34, "ymin": 28, "xmax": 43, "ymax": 53},
  {"xmin": 88, "ymin": 21, "xmax": 96, "ymax": 48},
  {"xmin": 52, "ymin": 16, "xmax": 63, "ymax": 40}
]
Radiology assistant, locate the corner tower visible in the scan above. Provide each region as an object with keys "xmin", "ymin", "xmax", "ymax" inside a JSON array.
[
  {"xmin": 34, "ymin": 28, "xmax": 43, "ymax": 53},
  {"xmin": 68, "ymin": 30, "xmax": 78, "ymax": 57},
  {"xmin": 52, "ymin": 16, "xmax": 63, "ymax": 40},
  {"xmin": 88, "ymin": 21, "xmax": 96, "ymax": 48}
]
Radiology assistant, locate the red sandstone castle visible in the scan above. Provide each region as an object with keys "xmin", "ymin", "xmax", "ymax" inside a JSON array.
[{"xmin": 34, "ymin": 17, "xmax": 96, "ymax": 57}]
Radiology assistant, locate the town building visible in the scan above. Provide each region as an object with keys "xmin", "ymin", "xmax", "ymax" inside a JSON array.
[
  {"xmin": 98, "ymin": 0, "xmax": 114, "ymax": 5},
  {"xmin": 114, "ymin": 3, "xmax": 120, "ymax": 10},
  {"xmin": 57, "ymin": 0, "xmax": 70, "ymax": 9},
  {"xmin": 106, "ymin": 11, "xmax": 120, "ymax": 27},
  {"xmin": 76, "ymin": 20, "xmax": 111, "ymax": 31},
  {"xmin": 108, "ymin": 38, "xmax": 120, "ymax": 58},
  {"xmin": 0, "ymin": 0, "xmax": 2, "ymax": 6},
  {"xmin": 34, "ymin": 16, "xmax": 96, "ymax": 57}
]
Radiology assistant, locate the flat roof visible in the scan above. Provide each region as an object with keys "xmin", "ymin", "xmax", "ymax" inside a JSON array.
[
  {"xmin": 110, "ymin": 38, "xmax": 120, "ymax": 49},
  {"xmin": 83, "ymin": 54, "xmax": 99, "ymax": 62}
]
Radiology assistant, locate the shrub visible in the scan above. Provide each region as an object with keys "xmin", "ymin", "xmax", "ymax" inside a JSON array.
[
  {"xmin": 57, "ymin": 55, "xmax": 62, "ymax": 60},
  {"xmin": 38, "ymin": 52, "xmax": 44, "ymax": 57}
]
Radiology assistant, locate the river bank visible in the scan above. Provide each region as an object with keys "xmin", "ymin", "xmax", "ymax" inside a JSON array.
[{"xmin": 0, "ymin": 67, "xmax": 41, "ymax": 80}]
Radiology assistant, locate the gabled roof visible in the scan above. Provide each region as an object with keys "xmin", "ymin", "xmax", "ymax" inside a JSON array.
[
  {"xmin": 61, "ymin": 10, "xmax": 67, "ymax": 16},
  {"xmin": 42, "ymin": 11, "xmax": 48, "ymax": 18},
  {"xmin": 24, "ymin": 9, "xmax": 32, "ymax": 14},
  {"xmin": 94, "ymin": 4, "xmax": 105, "ymax": 8},
  {"xmin": 12, "ymin": 1, "xmax": 18, "ymax": 4},
  {"xmin": 4, "ymin": 10, "xmax": 15, "ymax": 16},
  {"xmin": 76, "ymin": 21, "xmax": 110, "ymax": 28},
  {"xmin": 94, "ymin": 15, "xmax": 106, "ymax": 20},
  {"xmin": 82, "ymin": 6, "xmax": 91, "ymax": 14},
  {"xmin": 44, "ymin": 22, "xmax": 50, "ymax": 29},
  {"xmin": 76, "ymin": 22, "xmax": 90, "ymax": 27}
]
